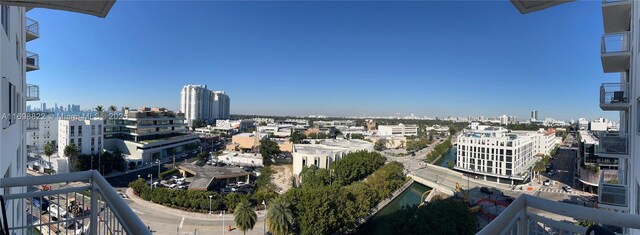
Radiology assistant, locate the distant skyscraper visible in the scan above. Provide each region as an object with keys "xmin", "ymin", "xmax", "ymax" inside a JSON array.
[
  {"xmin": 180, "ymin": 85, "xmax": 231, "ymax": 126},
  {"xmin": 531, "ymin": 110, "xmax": 538, "ymax": 121},
  {"xmin": 41, "ymin": 103, "xmax": 46, "ymax": 112}
]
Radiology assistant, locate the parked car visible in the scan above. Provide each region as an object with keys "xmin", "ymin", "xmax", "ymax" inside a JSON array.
[
  {"xmin": 179, "ymin": 153, "xmax": 188, "ymax": 158},
  {"xmin": 548, "ymin": 170, "xmax": 555, "ymax": 176},
  {"xmin": 236, "ymin": 182, "xmax": 246, "ymax": 187},
  {"xmin": 563, "ymin": 186, "xmax": 572, "ymax": 192},
  {"xmin": 219, "ymin": 188, "xmax": 231, "ymax": 194},
  {"xmin": 236, "ymin": 188, "xmax": 251, "ymax": 194},
  {"xmin": 177, "ymin": 185, "xmax": 187, "ymax": 190},
  {"xmin": 543, "ymin": 180, "xmax": 551, "ymax": 186},
  {"xmin": 480, "ymin": 187, "xmax": 493, "ymax": 195},
  {"xmin": 176, "ymin": 180, "xmax": 185, "ymax": 186},
  {"xmin": 169, "ymin": 184, "xmax": 177, "ymax": 189},
  {"xmin": 226, "ymin": 183, "xmax": 237, "ymax": 188}
]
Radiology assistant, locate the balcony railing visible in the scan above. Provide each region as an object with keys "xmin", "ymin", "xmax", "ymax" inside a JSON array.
[
  {"xmin": 26, "ymin": 51, "xmax": 39, "ymax": 71},
  {"xmin": 601, "ymin": 32, "xmax": 631, "ymax": 72},
  {"xmin": 25, "ymin": 17, "xmax": 39, "ymax": 41},
  {"xmin": 26, "ymin": 84, "xmax": 39, "ymax": 101},
  {"xmin": 598, "ymin": 132, "xmax": 628, "ymax": 157},
  {"xmin": 599, "ymin": 170, "xmax": 627, "ymax": 209},
  {"xmin": 0, "ymin": 170, "xmax": 150, "ymax": 235},
  {"xmin": 478, "ymin": 194, "xmax": 640, "ymax": 235},
  {"xmin": 600, "ymin": 83, "xmax": 629, "ymax": 110},
  {"xmin": 602, "ymin": 32, "xmax": 630, "ymax": 53}
]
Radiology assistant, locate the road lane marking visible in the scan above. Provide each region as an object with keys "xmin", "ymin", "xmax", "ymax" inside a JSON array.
[
  {"xmin": 180, "ymin": 217, "xmax": 185, "ymax": 228},
  {"xmin": 132, "ymin": 209, "xmax": 145, "ymax": 215}
]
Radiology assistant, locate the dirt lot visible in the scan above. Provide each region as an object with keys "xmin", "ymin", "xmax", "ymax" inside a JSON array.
[{"xmin": 271, "ymin": 164, "xmax": 293, "ymax": 194}]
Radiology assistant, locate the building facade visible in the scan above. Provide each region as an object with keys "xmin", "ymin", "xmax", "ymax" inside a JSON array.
[
  {"xmin": 104, "ymin": 107, "xmax": 199, "ymax": 165},
  {"xmin": 377, "ymin": 123, "xmax": 418, "ymax": 136},
  {"xmin": 455, "ymin": 125, "xmax": 540, "ymax": 185},
  {"xmin": 292, "ymin": 139, "xmax": 374, "ymax": 175},
  {"xmin": 26, "ymin": 114, "xmax": 58, "ymax": 153},
  {"xmin": 58, "ymin": 118, "xmax": 104, "ymax": 156},
  {"xmin": 180, "ymin": 84, "xmax": 230, "ymax": 127}
]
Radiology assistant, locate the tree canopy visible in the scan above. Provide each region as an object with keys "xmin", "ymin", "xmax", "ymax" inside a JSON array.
[
  {"xmin": 260, "ymin": 139, "xmax": 281, "ymax": 163},
  {"xmin": 381, "ymin": 198, "xmax": 477, "ymax": 235}
]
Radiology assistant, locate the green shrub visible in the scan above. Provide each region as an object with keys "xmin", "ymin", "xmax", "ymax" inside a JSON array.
[{"xmin": 159, "ymin": 169, "xmax": 179, "ymax": 179}]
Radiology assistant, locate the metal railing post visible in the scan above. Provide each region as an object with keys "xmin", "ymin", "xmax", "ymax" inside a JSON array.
[
  {"xmin": 90, "ymin": 178, "xmax": 99, "ymax": 235},
  {"xmin": 516, "ymin": 205, "xmax": 527, "ymax": 235}
]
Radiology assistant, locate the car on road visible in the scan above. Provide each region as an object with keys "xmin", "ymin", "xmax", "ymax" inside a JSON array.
[
  {"xmin": 548, "ymin": 170, "xmax": 555, "ymax": 176},
  {"xmin": 543, "ymin": 180, "xmax": 551, "ymax": 186},
  {"xmin": 563, "ymin": 186, "xmax": 572, "ymax": 192},
  {"xmin": 480, "ymin": 187, "xmax": 493, "ymax": 195},
  {"xmin": 118, "ymin": 192, "xmax": 128, "ymax": 199},
  {"xmin": 179, "ymin": 153, "xmax": 188, "ymax": 158}
]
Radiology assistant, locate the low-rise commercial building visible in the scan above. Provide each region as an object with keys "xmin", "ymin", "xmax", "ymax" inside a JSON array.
[
  {"xmin": 215, "ymin": 119, "xmax": 255, "ymax": 132},
  {"xmin": 365, "ymin": 135, "xmax": 406, "ymax": 149},
  {"xmin": 257, "ymin": 124, "xmax": 294, "ymax": 137},
  {"xmin": 377, "ymin": 123, "xmax": 418, "ymax": 136},
  {"xmin": 178, "ymin": 163, "xmax": 250, "ymax": 191},
  {"xmin": 292, "ymin": 139, "xmax": 374, "ymax": 175},
  {"xmin": 104, "ymin": 107, "xmax": 199, "ymax": 166},
  {"xmin": 217, "ymin": 151, "xmax": 264, "ymax": 166},
  {"xmin": 226, "ymin": 132, "xmax": 267, "ymax": 151}
]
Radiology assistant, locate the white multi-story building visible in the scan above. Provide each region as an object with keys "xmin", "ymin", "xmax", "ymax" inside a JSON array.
[
  {"xmin": 590, "ymin": 117, "xmax": 617, "ymax": 131},
  {"xmin": 180, "ymin": 84, "xmax": 231, "ymax": 127},
  {"xmin": 58, "ymin": 118, "xmax": 104, "ymax": 157},
  {"xmin": 26, "ymin": 114, "xmax": 58, "ymax": 153},
  {"xmin": 455, "ymin": 125, "xmax": 538, "ymax": 185},
  {"xmin": 377, "ymin": 123, "xmax": 418, "ymax": 136},
  {"xmin": 104, "ymin": 107, "xmax": 199, "ymax": 166},
  {"xmin": 292, "ymin": 139, "xmax": 374, "ymax": 175}
]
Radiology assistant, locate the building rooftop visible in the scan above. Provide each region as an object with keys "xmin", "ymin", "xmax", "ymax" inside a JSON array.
[
  {"xmin": 178, "ymin": 163, "xmax": 249, "ymax": 191},
  {"xmin": 294, "ymin": 139, "xmax": 373, "ymax": 154},
  {"xmin": 580, "ymin": 130, "xmax": 599, "ymax": 145}
]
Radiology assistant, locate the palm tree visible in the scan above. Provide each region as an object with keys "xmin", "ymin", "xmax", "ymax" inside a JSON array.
[
  {"xmin": 234, "ymin": 199, "xmax": 257, "ymax": 235},
  {"xmin": 108, "ymin": 105, "xmax": 117, "ymax": 112},
  {"xmin": 266, "ymin": 197, "xmax": 293, "ymax": 235},
  {"xmin": 63, "ymin": 144, "xmax": 79, "ymax": 172},
  {"xmin": 95, "ymin": 106, "xmax": 104, "ymax": 118},
  {"xmin": 43, "ymin": 142, "xmax": 56, "ymax": 175}
]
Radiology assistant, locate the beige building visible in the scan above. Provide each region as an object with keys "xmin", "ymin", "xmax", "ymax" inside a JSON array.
[{"xmin": 227, "ymin": 132, "xmax": 267, "ymax": 151}]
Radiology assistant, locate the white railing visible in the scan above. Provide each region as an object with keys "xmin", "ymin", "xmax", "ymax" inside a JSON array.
[
  {"xmin": 478, "ymin": 194, "xmax": 640, "ymax": 235},
  {"xmin": 0, "ymin": 170, "xmax": 150, "ymax": 235}
]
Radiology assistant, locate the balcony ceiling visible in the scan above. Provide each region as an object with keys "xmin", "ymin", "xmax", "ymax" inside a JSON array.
[
  {"xmin": 510, "ymin": 0, "xmax": 573, "ymax": 14},
  {"xmin": 0, "ymin": 0, "xmax": 115, "ymax": 18}
]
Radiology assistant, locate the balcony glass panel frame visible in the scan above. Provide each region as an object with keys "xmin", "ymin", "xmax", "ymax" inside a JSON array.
[
  {"xmin": 600, "ymin": 82, "xmax": 629, "ymax": 110},
  {"xmin": 602, "ymin": 32, "xmax": 630, "ymax": 53},
  {"xmin": 25, "ymin": 17, "xmax": 39, "ymax": 41},
  {"xmin": 25, "ymin": 84, "xmax": 39, "ymax": 101},
  {"xmin": 26, "ymin": 51, "xmax": 39, "ymax": 71},
  {"xmin": 598, "ymin": 132, "xmax": 628, "ymax": 157},
  {"xmin": 598, "ymin": 171, "xmax": 628, "ymax": 208}
]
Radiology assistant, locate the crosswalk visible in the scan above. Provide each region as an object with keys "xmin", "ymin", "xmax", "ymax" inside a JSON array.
[{"xmin": 537, "ymin": 187, "xmax": 578, "ymax": 195}]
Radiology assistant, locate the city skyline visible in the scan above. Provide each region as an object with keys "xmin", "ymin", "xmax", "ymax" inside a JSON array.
[{"xmin": 27, "ymin": 1, "xmax": 614, "ymax": 120}]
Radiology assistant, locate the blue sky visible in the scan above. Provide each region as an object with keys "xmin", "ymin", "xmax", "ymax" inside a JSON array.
[{"xmin": 27, "ymin": 1, "xmax": 615, "ymax": 121}]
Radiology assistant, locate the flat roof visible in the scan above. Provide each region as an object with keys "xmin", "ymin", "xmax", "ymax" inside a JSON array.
[
  {"xmin": 179, "ymin": 163, "xmax": 249, "ymax": 190},
  {"xmin": 579, "ymin": 130, "xmax": 598, "ymax": 145}
]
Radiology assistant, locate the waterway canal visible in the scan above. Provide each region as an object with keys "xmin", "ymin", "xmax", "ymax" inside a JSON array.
[
  {"xmin": 356, "ymin": 183, "xmax": 430, "ymax": 234},
  {"xmin": 435, "ymin": 146, "xmax": 457, "ymax": 167}
]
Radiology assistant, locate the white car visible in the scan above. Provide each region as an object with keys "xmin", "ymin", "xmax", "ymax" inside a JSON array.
[
  {"xmin": 543, "ymin": 180, "xmax": 550, "ymax": 186},
  {"xmin": 169, "ymin": 184, "xmax": 177, "ymax": 189},
  {"xmin": 563, "ymin": 186, "xmax": 573, "ymax": 192},
  {"xmin": 176, "ymin": 180, "xmax": 185, "ymax": 186},
  {"xmin": 236, "ymin": 182, "xmax": 246, "ymax": 187},
  {"xmin": 177, "ymin": 185, "xmax": 187, "ymax": 190}
]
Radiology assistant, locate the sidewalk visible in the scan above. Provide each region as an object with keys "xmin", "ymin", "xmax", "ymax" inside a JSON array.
[{"xmin": 124, "ymin": 187, "xmax": 265, "ymax": 221}]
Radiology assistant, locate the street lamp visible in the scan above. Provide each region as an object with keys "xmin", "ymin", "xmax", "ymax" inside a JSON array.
[
  {"xmin": 221, "ymin": 209, "xmax": 226, "ymax": 235},
  {"xmin": 262, "ymin": 200, "xmax": 267, "ymax": 235},
  {"xmin": 148, "ymin": 174, "xmax": 153, "ymax": 189},
  {"xmin": 209, "ymin": 195, "xmax": 213, "ymax": 214}
]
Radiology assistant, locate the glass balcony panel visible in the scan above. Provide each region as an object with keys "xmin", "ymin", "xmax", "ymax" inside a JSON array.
[
  {"xmin": 599, "ymin": 132, "xmax": 628, "ymax": 157},
  {"xmin": 600, "ymin": 83, "xmax": 629, "ymax": 110}
]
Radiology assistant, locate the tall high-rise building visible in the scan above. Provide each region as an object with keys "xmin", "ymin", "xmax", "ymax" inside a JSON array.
[
  {"xmin": 531, "ymin": 110, "xmax": 538, "ymax": 121},
  {"xmin": 180, "ymin": 84, "xmax": 231, "ymax": 127}
]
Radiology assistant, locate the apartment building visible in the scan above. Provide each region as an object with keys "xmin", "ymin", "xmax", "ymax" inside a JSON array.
[
  {"xmin": 180, "ymin": 84, "xmax": 231, "ymax": 127},
  {"xmin": 480, "ymin": 1, "xmax": 640, "ymax": 234},
  {"xmin": 455, "ymin": 125, "xmax": 538, "ymax": 185},
  {"xmin": 25, "ymin": 114, "xmax": 57, "ymax": 153},
  {"xmin": 377, "ymin": 123, "xmax": 418, "ymax": 136},
  {"xmin": 104, "ymin": 107, "xmax": 199, "ymax": 165},
  {"xmin": 292, "ymin": 139, "xmax": 374, "ymax": 175},
  {"xmin": 0, "ymin": 2, "xmax": 149, "ymax": 234},
  {"xmin": 58, "ymin": 118, "xmax": 104, "ymax": 156}
]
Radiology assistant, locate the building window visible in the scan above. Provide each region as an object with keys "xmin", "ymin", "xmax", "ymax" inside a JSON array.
[
  {"xmin": 70, "ymin": 126, "xmax": 75, "ymax": 137},
  {"xmin": 92, "ymin": 125, "xmax": 95, "ymax": 135},
  {"xmin": 1, "ymin": 5, "xmax": 8, "ymax": 36},
  {"xmin": 78, "ymin": 126, "xmax": 82, "ymax": 135}
]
